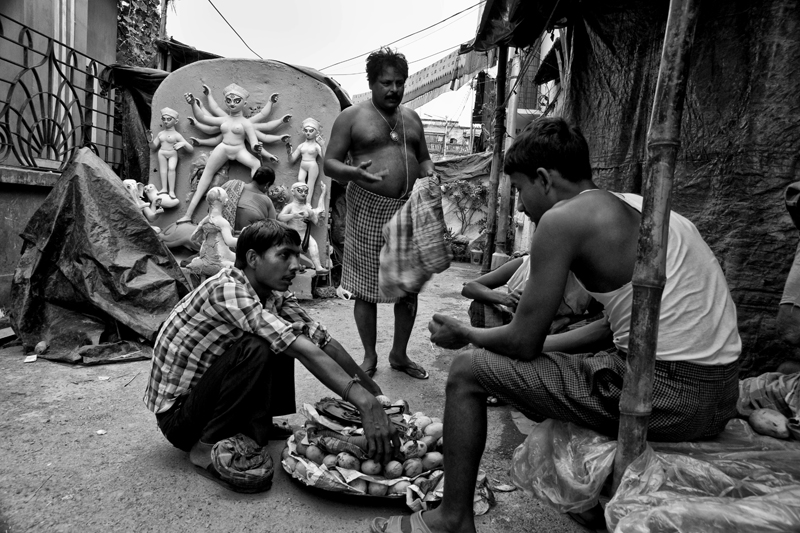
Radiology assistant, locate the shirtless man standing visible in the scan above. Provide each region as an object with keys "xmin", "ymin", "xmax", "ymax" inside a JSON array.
[{"xmin": 324, "ymin": 47, "xmax": 434, "ymax": 380}]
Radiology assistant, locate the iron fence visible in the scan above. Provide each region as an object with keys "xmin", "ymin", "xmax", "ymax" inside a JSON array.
[{"xmin": 0, "ymin": 13, "xmax": 120, "ymax": 173}]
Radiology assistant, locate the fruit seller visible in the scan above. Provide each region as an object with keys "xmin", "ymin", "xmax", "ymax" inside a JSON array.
[
  {"xmin": 371, "ymin": 117, "xmax": 742, "ymax": 532},
  {"xmin": 144, "ymin": 219, "xmax": 399, "ymax": 493}
]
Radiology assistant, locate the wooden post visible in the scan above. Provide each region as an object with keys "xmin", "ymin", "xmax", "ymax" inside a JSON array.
[
  {"xmin": 613, "ymin": 0, "xmax": 701, "ymax": 491},
  {"xmin": 481, "ymin": 45, "xmax": 508, "ymax": 273}
]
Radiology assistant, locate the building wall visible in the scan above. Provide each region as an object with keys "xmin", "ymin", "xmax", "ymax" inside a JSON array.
[
  {"xmin": 0, "ymin": 169, "xmax": 59, "ymax": 307},
  {"xmin": 0, "ymin": 0, "xmax": 118, "ymax": 307}
]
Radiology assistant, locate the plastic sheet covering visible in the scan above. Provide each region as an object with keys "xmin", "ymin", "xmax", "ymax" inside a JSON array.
[
  {"xmin": 509, "ymin": 419, "xmax": 617, "ymax": 513},
  {"xmin": 737, "ymin": 372, "xmax": 800, "ymax": 419},
  {"xmin": 606, "ymin": 447, "xmax": 800, "ymax": 533},
  {"xmin": 510, "ymin": 418, "xmax": 800, "ymax": 532},
  {"xmin": 9, "ymin": 148, "xmax": 191, "ymax": 357}
]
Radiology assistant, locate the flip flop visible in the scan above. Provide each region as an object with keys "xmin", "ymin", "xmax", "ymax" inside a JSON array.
[
  {"xmin": 268, "ymin": 419, "xmax": 296, "ymax": 440},
  {"xmin": 370, "ymin": 511, "xmax": 431, "ymax": 533},
  {"xmin": 389, "ymin": 361, "xmax": 429, "ymax": 380},
  {"xmin": 486, "ymin": 395, "xmax": 506, "ymax": 407},
  {"xmin": 194, "ymin": 464, "xmax": 270, "ymax": 494}
]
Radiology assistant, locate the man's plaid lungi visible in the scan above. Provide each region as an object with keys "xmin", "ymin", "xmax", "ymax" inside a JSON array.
[
  {"xmin": 342, "ymin": 182, "xmax": 407, "ymax": 303},
  {"xmin": 471, "ymin": 347, "xmax": 740, "ymax": 442}
]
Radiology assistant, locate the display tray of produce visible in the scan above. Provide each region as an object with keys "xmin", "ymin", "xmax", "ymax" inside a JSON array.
[{"xmin": 279, "ymin": 398, "xmax": 446, "ymax": 511}]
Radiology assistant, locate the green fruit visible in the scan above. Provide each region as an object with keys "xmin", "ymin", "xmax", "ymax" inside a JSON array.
[
  {"xmin": 403, "ymin": 457, "xmax": 423, "ymax": 477},
  {"xmin": 390, "ymin": 480, "xmax": 411, "ymax": 495},
  {"xmin": 361, "ymin": 459, "xmax": 382, "ymax": 475},
  {"xmin": 305, "ymin": 444, "xmax": 325, "ymax": 464},
  {"xmin": 368, "ymin": 482, "xmax": 389, "ymax": 496},
  {"xmin": 349, "ymin": 478, "xmax": 368, "ymax": 492},
  {"xmin": 421, "ymin": 451, "xmax": 443, "ymax": 471},
  {"xmin": 384, "ymin": 460, "xmax": 403, "ymax": 479}
]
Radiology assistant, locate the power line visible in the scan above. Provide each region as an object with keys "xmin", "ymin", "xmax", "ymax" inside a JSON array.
[
  {"xmin": 320, "ymin": 0, "xmax": 485, "ymax": 71},
  {"xmin": 327, "ymin": 44, "xmax": 462, "ymax": 77},
  {"xmin": 206, "ymin": 0, "xmax": 263, "ymax": 59}
]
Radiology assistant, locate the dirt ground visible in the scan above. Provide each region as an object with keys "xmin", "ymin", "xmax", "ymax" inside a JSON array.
[{"xmin": 0, "ymin": 262, "xmax": 588, "ymax": 533}]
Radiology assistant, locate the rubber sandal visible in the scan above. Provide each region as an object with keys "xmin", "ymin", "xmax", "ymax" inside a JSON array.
[
  {"xmin": 194, "ymin": 464, "xmax": 269, "ymax": 494},
  {"xmin": 486, "ymin": 395, "xmax": 506, "ymax": 407},
  {"xmin": 268, "ymin": 419, "xmax": 295, "ymax": 440},
  {"xmin": 370, "ymin": 511, "xmax": 431, "ymax": 533},
  {"xmin": 389, "ymin": 361, "xmax": 429, "ymax": 380}
]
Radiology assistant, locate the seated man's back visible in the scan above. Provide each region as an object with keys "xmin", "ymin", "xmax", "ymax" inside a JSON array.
[{"xmin": 551, "ymin": 190, "xmax": 740, "ymax": 365}]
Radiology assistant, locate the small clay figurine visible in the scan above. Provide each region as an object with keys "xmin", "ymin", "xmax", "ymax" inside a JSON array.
[
  {"xmin": 122, "ymin": 180, "xmax": 163, "ymax": 233},
  {"xmin": 148, "ymin": 107, "xmax": 193, "ymax": 200},
  {"xmin": 141, "ymin": 184, "xmax": 165, "ymax": 222},
  {"xmin": 186, "ymin": 186, "xmax": 238, "ymax": 277},
  {"xmin": 179, "ymin": 84, "xmax": 291, "ymax": 224},
  {"xmin": 278, "ymin": 181, "xmax": 327, "ymax": 273},
  {"xmin": 287, "ymin": 118, "xmax": 325, "ymax": 205}
]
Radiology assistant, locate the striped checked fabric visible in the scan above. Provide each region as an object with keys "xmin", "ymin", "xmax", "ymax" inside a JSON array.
[
  {"xmin": 378, "ymin": 175, "xmax": 452, "ymax": 299},
  {"xmin": 211, "ymin": 433, "xmax": 274, "ymax": 492},
  {"xmin": 144, "ymin": 266, "xmax": 331, "ymax": 414},
  {"xmin": 468, "ymin": 301, "xmax": 514, "ymax": 329},
  {"xmin": 341, "ymin": 182, "xmax": 407, "ymax": 303},
  {"xmin": 471, "ymin": 347, "xmax": 740, "ymax": 442}
]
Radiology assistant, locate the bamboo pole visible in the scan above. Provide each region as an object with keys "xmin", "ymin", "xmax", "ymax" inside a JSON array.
[
  {"xmin": 497, "ymin": 49, "xmax": 521, "ymax": 255},
  {"xmin": 613, "ymin": 0, "xmax": 701, "ymax": 491},
  {"xmin": 481, "ymin": 45, "xmax": 508, "ymax": 273}
]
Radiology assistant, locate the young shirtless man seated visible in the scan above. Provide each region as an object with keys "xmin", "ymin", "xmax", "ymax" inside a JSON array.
[{"xmin": 370, "ymin": 116, "xmax": 741, "ymax": 533}]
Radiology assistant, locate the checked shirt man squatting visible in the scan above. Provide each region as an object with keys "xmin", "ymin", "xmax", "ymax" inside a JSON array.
[{"xmin": 144, "ymin": 219, "xmax": 399, "ymax": 492}]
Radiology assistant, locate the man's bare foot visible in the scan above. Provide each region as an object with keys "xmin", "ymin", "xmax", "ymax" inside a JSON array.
[{"xmin": 189, "ymin": 440, "xmax": 214, "ymax": 469}]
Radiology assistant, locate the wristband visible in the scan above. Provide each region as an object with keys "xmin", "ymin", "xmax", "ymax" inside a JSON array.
[{"xmin": 341, "ymin": 376, "xmax": 361, "ymax": 403}]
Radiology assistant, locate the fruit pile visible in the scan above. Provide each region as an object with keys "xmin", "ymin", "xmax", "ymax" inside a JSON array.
[{"xmin": 281, "ymin": 406, "xmax": 446, "ymax": 504}]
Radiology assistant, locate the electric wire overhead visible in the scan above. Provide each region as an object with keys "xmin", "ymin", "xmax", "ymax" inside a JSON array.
[
  {"xmin": 320, "ymin": 0, "xmax": 486, "ymax": 71},
  {"xmin": 206, "ymin": 0, "xmax": 262, "ymax": 59}
]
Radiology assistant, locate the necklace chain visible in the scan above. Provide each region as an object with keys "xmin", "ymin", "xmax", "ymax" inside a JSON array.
[
  {"xmin": 371, "ymin": 99, "xmax": 400, "ymax": 142},
  {"xmin": 369, "ymin": 99, "xmax": 410, "ymax": 198}
]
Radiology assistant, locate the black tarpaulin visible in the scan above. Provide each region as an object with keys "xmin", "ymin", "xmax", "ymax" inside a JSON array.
[
  {"xmin": 9, "ymin": 148, "xmax": 191, "ymax": 357},
  {"xmin": 101, "ymin": 64, "xmax": 169, "ymax": 183},
  {"xmin": 471, "ymin": 0, "xmax": 800, "ymax": 373},
  {"xmin": 464, "ymin": 0, "xmax": 572, "ymax": 52}
]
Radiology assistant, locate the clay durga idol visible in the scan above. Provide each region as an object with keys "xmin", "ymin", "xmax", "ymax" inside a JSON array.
[
  {"xmin": 178, "ymin": 83, "xmax": 292, "ymax": 224},
  {"xmin": 286, "ymin": 117, "xmax": 325, "ymax": 204}
]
